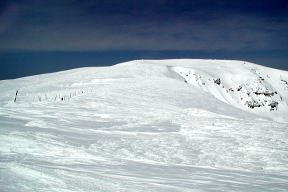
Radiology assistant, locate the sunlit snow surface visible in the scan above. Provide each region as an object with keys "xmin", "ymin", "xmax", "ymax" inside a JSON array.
[{"xmin": 0, "ymin": 59, "xmax": 288, "ymax": 192}]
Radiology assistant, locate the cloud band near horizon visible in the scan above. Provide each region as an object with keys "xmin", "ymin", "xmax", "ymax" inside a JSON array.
[{"xmin": 0, "ymin": 0, "xmax": 287, "ymax": 52}]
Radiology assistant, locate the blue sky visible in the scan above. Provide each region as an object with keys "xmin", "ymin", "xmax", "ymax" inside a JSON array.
[{"xmin": 0, "ymin": 0, "xmax": 287, "ymax": 79}]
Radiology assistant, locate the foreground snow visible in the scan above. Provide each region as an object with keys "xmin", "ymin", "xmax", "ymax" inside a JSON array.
[{"xmin": 0, "ymin": 59, "xmax": 288, "ymax": 192}]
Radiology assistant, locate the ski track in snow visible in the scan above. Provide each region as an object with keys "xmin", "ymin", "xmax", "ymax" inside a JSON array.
[{"xmin": 0, "ymin": 59, "xmax": 288, "ymax": 192}]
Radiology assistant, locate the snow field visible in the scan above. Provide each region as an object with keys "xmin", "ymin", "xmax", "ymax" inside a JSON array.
[{"xmin": 0, "ymin": 59, "xmax": 288, "ymax": 191}]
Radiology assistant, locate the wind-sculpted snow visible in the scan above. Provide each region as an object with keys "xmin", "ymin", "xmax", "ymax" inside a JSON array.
[
  {"xmin": 0, "ymin": 59, "xmax": 288, "ymax": 191},
  {"xmin": 169, "ymin": 60, "xmax": 288, "ymax": 122}
]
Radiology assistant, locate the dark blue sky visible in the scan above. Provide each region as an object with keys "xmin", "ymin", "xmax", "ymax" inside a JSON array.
[{"xmin": 0, "ymin": 0, "xmax": 287, "ymax": 79}]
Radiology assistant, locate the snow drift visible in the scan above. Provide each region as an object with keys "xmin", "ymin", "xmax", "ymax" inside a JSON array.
[{"xmin": 0, "ymin": 59, "xmax": 288, "ymax": 192}]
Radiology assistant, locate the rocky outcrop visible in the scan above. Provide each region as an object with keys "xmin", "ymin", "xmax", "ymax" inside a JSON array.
[{"xmin": 173, "ymin": 65, "xmax": 285, "ymax": 113}]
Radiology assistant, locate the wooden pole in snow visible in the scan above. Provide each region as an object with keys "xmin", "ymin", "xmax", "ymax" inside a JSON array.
[{"xmin": 14, "ymin": 89, "xmax": 19, "ymax": 102}]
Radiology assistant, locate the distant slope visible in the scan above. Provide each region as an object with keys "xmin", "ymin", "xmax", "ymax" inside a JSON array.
[
  {"xmin": 161, "ymin": 59, "xmax": 288, "ymax": 122},
  {"xmin": 118, "ymin": 59, "xmax": 288, "ymax": 122},
  {"xmin": 0, "ymin": 59, "xmax": 287, "ymax": 122}
]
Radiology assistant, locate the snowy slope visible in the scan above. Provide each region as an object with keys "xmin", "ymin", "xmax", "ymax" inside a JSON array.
[
  {"xmin": 0, "ymin": 59, "xmax": 288, "ymax": 192},
  {"xmin": 144, "ymin": 59, "xmax": 288, "ymax": 122}
]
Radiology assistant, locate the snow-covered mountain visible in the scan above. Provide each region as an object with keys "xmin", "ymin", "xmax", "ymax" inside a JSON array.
[
  {"xmin": 0, "ymin": 59, "xmax": 288, "ymax": 192},
  {"xmin": 169, "ymin": 60, "xmax": 288, "ymax": 122}
]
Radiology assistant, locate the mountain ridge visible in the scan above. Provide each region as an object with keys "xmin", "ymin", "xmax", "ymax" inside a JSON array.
[{"xmin": 1, "ymin": 59, "xmax": 287, "ymax": 122}]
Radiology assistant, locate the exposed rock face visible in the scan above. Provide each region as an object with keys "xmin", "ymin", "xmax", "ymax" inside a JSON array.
[
  {"xmin": 254, "ymin": 91, "xmax": 276, "ymax": 96},
  {"xmin": 214, "ymin": 78, "xmax": 221, "ymax": 85},
  {"xmin": 172, "ymin": 63, "xmax": 287, "ymax": 114},
  {"xmin": 237, "ymin": 86, "xmax": 242, "ymax": 91},
  {"xmin": 245, "ymin": 100, "xmax": 262, "ymax": 109},
  {"xmin": 281, "ymin": 79, "xmax": 288, "ymax": 85},
  {"xmin": 269, "ymin": 101, "xmax": 279, "ymax": 111}
]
